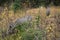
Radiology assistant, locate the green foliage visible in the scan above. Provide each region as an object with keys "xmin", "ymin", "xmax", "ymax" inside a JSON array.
[
  {"xmin": 35, "ymin": 15, "xmax": 40, "ymax": 23},
  {"xmin": 15, "ymin": 20, "xmax": 43, "ymax": 40},
  {"xmin": 53, "ymin": 0, "xmax": 60, "ymax": 6},
  {"xmin": 0, "ymin": 0, "xmax": 12, "ymax": 6},
  {"xmin": 35, "ymin": 15, "xmax": 41, "ymax": 29},
  {"xmin": 21, "ymin": 29, "xmax": 43, "ymax": 40},
  {"xmin": 0, "ymin": 0, "xmax": 60, "ymax": 9},
  {"xmin": 12, "ymin": 0, "xmax": 22, "ymax": 12},
  {"xmin": 11, "ymin": 0, "xmax": 60, "ymax": 11},
  {"xmin": 21, "ymin": 32, "xmax": 34, "ymax": 40},
  {"xmin": 12, "ymin": 0, "xmax": 52, "ymax": 11},
  {"xmin": 15, "ymin": 22, "xmax": 29, "ymax": 32}
]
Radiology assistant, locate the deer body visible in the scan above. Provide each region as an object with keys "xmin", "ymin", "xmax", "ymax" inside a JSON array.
[{"xmin": 2, "ymin": 15, "xmax": 32, "ymax": 38}]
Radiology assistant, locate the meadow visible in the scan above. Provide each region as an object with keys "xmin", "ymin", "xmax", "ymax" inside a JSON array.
[{"xmin": 0, "ymin": 6, "xmax": 60, "ymax": 40}]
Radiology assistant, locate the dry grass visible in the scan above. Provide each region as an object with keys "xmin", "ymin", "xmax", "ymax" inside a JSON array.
[
  {"xmin": 0, "ymin": 6, "xmax": 60, "ymax": 40},
  {"xmin": 0, "ymin": 6, "xmax": 60, "ymax": 32}
]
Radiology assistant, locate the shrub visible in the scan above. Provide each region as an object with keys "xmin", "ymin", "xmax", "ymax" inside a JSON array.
[{"xmin": 15, "ymin": 21, "xmax": 43, "ymax": 40}]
